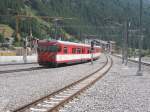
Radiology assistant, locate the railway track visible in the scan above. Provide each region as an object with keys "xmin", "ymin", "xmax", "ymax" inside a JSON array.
[
  {"xmin": 13, "ymin": 55, "xmax": 113, "ymax": 112},
  {"xmin": 0, "ymin": 67, "xmax": 46, "ymax": 74},
  {"xmin": 0, "ymin": 62, "xmax": 37, "ymax": 67},
  {"xmin": 0, "ymin": 61, "xmax": 96, "ymax": 74}
]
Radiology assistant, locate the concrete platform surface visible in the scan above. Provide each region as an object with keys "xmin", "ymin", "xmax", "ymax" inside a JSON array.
[{"xmin": 0, "ymin": 55, "xmax": 37, "ymax": 64}]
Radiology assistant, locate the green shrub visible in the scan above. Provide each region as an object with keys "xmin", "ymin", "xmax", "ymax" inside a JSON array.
[
  {"xmin": 0, "ymin": 33, "xmax": 4, "ymax": 43},
  {"xmin": 13, "ymin": 41, "xmax": 21, "ymax": 47}
]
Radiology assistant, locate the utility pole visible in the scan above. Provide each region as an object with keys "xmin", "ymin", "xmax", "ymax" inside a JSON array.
[
  {"xmin": 52, "ymin": 19, "xmax": 57, "ymax": 40},
  {"xmin": 16, "ymin": 15, "xmax": 21, "ymax": 41},
  {"xmin": 122, "ymin": 22, "xmax": 125, "ymax": 64},
  {"xmin": 23, "ymin": 37, "xmax": 28, "ymax": 63},
  {"xmin": 124, "ymin": 2, "xmax": 130, "ymax": 65},
  {"xmin": 29, "ymin": 18, "xmax": 33, "ymax": 50},
  {"xmin": 124, "ymin": 20, "xmax": 129, "ymax": 65},
  {"xmin": 53, "ymin": 18, "xmax": 64, "ymax": 40},
  {"xmin": 137, "ymin": 0, "xmax": 143, "ymax": 76}
]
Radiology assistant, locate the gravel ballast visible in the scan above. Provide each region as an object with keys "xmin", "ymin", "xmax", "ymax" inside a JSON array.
[
  {"xmin": 0, "ymin": 54, "xmax": 106, "ymax": 111},
  {"xmin": 63, "ymin": 56, "xmax": 150, "ymax": 112}
]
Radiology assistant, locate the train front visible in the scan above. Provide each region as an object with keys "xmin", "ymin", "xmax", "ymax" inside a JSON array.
[{"xmin": 37, "ymin": 40, "xmax": 60, "ymax": 66}]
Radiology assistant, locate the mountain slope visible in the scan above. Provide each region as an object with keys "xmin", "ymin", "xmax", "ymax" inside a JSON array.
[{"xmin": 0, "ymin": 0, "xmax": 150, "ymax": 49}]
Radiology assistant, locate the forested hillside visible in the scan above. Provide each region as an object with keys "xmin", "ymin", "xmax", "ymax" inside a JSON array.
[{"xmin": 0, "ymin": 0, "xmax": 150, "ymax": 49}]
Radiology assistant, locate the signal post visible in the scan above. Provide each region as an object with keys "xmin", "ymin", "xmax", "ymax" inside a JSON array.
[
  {"xmin": 91, "ymin": 41, "xmax": 95, "ymax": 65},
  {"xmin": 23, "ymin": 37, "xmax": 28, "ymax": 63}
]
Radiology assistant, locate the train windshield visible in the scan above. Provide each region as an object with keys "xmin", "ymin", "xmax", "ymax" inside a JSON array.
[
  {"xmin": 48, "ymin": 45, "xmax": 60, "ymax": 52},
  {"xmin": 38, "ymin": 45, "xmax": 61, "ymax": 52}
]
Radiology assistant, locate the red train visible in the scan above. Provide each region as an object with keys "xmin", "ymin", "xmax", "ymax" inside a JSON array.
[{"xmin": 37, "ymin": 40, "xmax": 102, "ymax": 67}]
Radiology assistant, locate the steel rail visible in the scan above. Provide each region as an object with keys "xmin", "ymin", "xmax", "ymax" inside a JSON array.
[
  {"xmin": 13, "ymin": 55, "xmax": 113, "ymax": 112},
  {"xmin": 0, "ymin": 62, "xmax": 37, "ymax": 67},
  {"xmin": 0, "ymin": 67, "xmax": 46, "ymax": 74}
]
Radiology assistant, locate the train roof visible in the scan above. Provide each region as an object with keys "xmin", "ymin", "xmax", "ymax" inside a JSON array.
[{"xmin": 38, "ymin": 40, "xmax": 101, "ymax": 48}]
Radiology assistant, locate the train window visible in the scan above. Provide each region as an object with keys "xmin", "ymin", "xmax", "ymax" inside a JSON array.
[
  {"xmin": 38, "ymin": 46, "xmax": 47, "ymax": 52},
  {"xmin": 79, "ymin": 49, "xmax": 81, "ymax": 53},
  {"xmin": 48, "ymin": 45, "xmax": 58, "ymax": 52},
  {"xmin": 77, "ymin": 48, "xmax": 81, "ymax": 54},
  {"xmin": 64, "ymin": 47, "xmax": 68, "ymax": 54},
  {"xmin": 88, "ymin": 49, "xmax": 90, "ymax": 54},
  {"xmin": 57, "ymin": 46, "xmax": 61, "ymax": 52},
  {"xmin": 72, "ymin": 48, "xmax": 76, "ymax": 54},
  {"xmin": 38, "ymin": 45, "xmax": 60, "ymax": 52}
]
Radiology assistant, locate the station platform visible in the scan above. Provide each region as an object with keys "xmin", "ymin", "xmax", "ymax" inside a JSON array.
[
  {"xmin": 0, "ymin": 55, "xmax": 37, "ymax": 64},
  {"xmin": 115, "ymin": 54, "xmax": 150, "ymax": 65}
]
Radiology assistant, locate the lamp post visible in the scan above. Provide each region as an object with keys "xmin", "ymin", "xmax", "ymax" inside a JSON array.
[
  {"xmin": 124, "ymin": 20, "xmax": 130, "ymax": 66},
  {"xmin": 137, "ymin": 0, "xmax": 143, "ymax": 76},
  {"xmin": 107, "ymin": 21, "xmax": 125, "ymax": 64},
  {"xmin": 91, "ymin": 40, "xmax": 94, "ymax": 64}
]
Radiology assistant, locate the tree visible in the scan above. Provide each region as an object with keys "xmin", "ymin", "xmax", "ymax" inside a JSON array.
[{"xmin": 0, "ymin": 33, "xmax": 4, "ymax": 43}]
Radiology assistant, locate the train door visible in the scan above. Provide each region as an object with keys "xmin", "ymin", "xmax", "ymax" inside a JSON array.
[
  {"xmin": 81, "ymin": 47, "xmax": 85, "ymax": 62},
  {"xmin": 76, "ymin": 47, "xmax": 81, "ymax": 62}
]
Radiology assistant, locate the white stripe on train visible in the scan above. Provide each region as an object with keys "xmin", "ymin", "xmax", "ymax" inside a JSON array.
[{"xmin": 56, "ymin": 53, "xmax": 101, "ymax": 61}]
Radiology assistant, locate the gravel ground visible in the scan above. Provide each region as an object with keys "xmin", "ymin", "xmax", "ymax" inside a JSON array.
[
  {"xmin": 63, "ymin": 56, "xmax": 150, "ymax": 112},
  {"xmin": 0, "ymin": 54, "xmax": 106, "ymax": 111}
]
